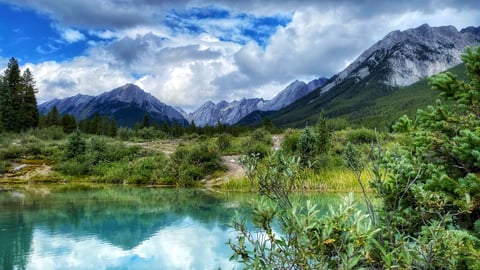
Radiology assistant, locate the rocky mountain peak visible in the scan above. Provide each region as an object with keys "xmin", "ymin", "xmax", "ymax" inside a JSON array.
[
  {"xmin": 39, "ymin": 83, "xmax": 187, "ymax": 127},
  {"xmin": 185, "ymin": 77, "xmax": 327, "ymax": 126},
  {"xmin": 321, "ymin": 24, "xmax": 480, "ymax": 93},
  {"xmin": 101, "ymin": 83, "xmax": 154, "ymax": 104},
  {"xmin": 461, "ymin": 26, "xmax": 480, "ymax": 35}
]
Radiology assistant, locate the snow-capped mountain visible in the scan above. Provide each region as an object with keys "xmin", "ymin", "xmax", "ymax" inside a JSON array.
[
  {"xmin": 187, "ymin": 77, "xmax": 327, "ymax": 126},
  {"xmin": 38, "ymin": 84, "xmax": 188, "ymax": 127},
  {"xmin": 320, "ymin": 24, "xmax": 480, "ymax": 93}
]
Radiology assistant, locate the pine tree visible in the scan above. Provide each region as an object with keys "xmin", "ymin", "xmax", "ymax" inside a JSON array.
[
  {"xmin": 46, "ymin": 106, "xmax": 60, "ymax": 127},
  {"xmin": 61, "ymin": 114, "xmax": 77, "ymax": 133},
  {"xmin": 21, "ymin": 68, "xmax": 39, "ymax": 129},
  {"xmin": 0, "ymin": 75, "xmax": 4, "ymax": 131},
  {"xmin": 108, "ymin": 118, "xmax": 117, "ymax": 137},
  {"xmin": 143, "ymin": 114, "xmax": 150, "ymax": 128},
  {"xmin": 1, "ymin": 58, "xmax": 23, "ymax": 132}
]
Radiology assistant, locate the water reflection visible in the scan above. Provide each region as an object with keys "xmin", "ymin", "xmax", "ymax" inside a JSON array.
[
  {"xmin": 0, "ymin": 188, "xmax": 254, "ymax": 269},
  {"xmin": 0, "ymin": 187, "xmax": 343, "ymax": 269},
  {"xmin": 27, "ymin": 219, "xmax": 236, "ymax": 270}
]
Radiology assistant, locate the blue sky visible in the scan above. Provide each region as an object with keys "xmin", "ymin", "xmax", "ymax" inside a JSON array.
[{"xmin": 1, "ymin": 0, "xmax": 479, "ymax": 111}]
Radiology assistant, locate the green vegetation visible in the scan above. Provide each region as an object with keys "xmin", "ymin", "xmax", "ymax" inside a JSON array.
[{"xmin": 229, "ymin": 47, "xmax": 480, "ymax": 268}]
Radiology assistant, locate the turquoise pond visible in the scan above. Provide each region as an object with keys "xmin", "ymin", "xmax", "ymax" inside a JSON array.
[{"xmin": 0, "ymin": 187, "xmax": 344, "ymax": 270}]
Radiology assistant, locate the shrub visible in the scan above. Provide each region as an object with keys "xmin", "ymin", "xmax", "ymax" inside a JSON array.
[
  {"xmin": 25, "ymin": 141, "xmax": 43, "ymax": 157},
  {"xmin": 345, "ymin": 127, "xmax": 377, "ymax": 144},
  {"xmin": 129, "ymin": 157, "xmax": 159, "ymax": 184},
  {"xmin": 64, "ymin": 130, "xmax": 86, "ymax": 160},
  {"xmin": 33, "ymin": 126, "xmax": 65, "ymax": 140},
  {"xmin": 216, "ymin": 133, "xmax": 232, "ymax": 152},
  {"xmin": 1, "ymin": 144, "xmax": 24, "ymax": 159},
  {"xmin": 281, "ymin": 129, "xmax": 300, "ymax": 154},
  {"xmin": 168, "ymin": 143, "xmax": 225, "ymax": 185},
  {"xmin": 94, "ymin": 162, "xmax": 127, "ymax": 183},
  {"xmin": 244, "ymin": 142, "xmax": 271, "ymax": 158},
  {"xmin": 297, "ymin": 127, "xmax": 317, "ymax": 165},
  {"xmin": 117, "ymin": 127, "xmax": 135, "ymax": 141},
  {"xmin": 136, "ymin": 127, "xmax": 167, "ymax": 140},
  {"xmin": 56, "ymin": 160, "xmax": 90, "ymax": 176},
  {"xmin": 230, "ymin": 194, "xmax": 377, "ymax": 269},
  {"xmin": 0, "ymin": 161, "xmax": 5, "ymax": 174},
  {"xmin": 250, "ymin": 128, "xmax": 273, "ymax": 146}
]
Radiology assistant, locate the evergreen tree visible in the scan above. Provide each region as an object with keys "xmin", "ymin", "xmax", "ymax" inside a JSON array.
[
  {"xmin": 142, "ymin": 114, "xmax": 150, "ymax": 128},
  {"xmin": 314, "ymin": 113, "xmax": 331, "ymax": 153},
  {"xmin": 0, "ymin": 76, "xmax": 4, "ymax": 131},
  {"xmin": 21, "ymin": 68, "xmax": 39, "ymax": 129},
  {"xmin": 161, "ymin": 122, "xmax": 170, "ymax": 134},
  {"xmin": 379, "ymin": 46, "xmax": 480, "ymax": 234},
  {"xmin": 1, "ymin": 58, "xmax": 22, "ymax": 131},
  {"xmin": 61, "ymin": 114, "xmax": 77, "ymax": 133},
  {"xmin": 108, "ymin": 119, "xmax": 117, "ymax": 137},
  {"xmin": 46, "ymin": 106, "xmax": 61, "ymax": 127},
  {"xmin": 262, "ymin": 117, "xmax": 274, "ymax": 132},
  {"xmin": 188, "ymin": 120, "xmax": 197, "ymax": 134},
  {"xmin": 90, "ymin": 113, "xmax": 101, "ymax": 134}
]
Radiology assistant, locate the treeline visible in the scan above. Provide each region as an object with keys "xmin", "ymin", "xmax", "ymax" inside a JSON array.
[{"xmin": 0, "ymin": 58, "xmax": 39, "ymax": 132}]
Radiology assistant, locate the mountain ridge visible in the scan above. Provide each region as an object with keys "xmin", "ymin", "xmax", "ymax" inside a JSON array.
[
  {"xmin": 186, "ymin": 77, "xmax": 328, "ymax": 126},
  {"xmin": 38, "ymin": 83, "xmax": 188, "ymax": 127}
]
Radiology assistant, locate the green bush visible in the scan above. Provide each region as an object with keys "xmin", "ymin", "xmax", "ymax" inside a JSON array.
[
  {"xmin": 64, "ymin": 130, "xmax": 86, "ymax": 160},
  {"xmin": 244, "ymin": 142, "xmax": 271, "ymax": 158},
  {"xmin": 25, "ymin": 141, "xmax": 43, "ymax": 157},
  {"xmin": 136, "ymin": 127, "xmax": 167, "ymax": 140},
  {"xmin": 33, "ymin": 126, "xmax": 65, "ymax": 140},
  {"xmin": 117, "ymin": 127, "xmax": 135, "ymax": 141},
  {"xmin": 281, "ymin": 129, "xmax": 300, "ymax": 154},
  {"xmin": 94, "ymin": 162, "xmax": 127, "ymax": 183},
  {"xmin": 250, "ymin": 128, "xmax": 273, "ymax": 146},
  {"xmin": 0, "ymin": 161, "xmax": 5, "ymax": 174},
  {"xmin": 230, "ymin": 194, "xmax": 377, "ymax": 269},
  {"xmin": 1, "ymin": 144, "xmax": 24, "ymax": 159},
  {"xmin": 56, "ymin": 160, "xmax": 90, "ymax": 176},
  {"xmin": 345, "ymin": 127, "xmax": 377, "ymax": 144},
  {"xmin": 297, "ymin": 127, "xmax": 317, "ymax": 166},
  {"xmin": 216, "ymin": 133, "xmax": 232, "ymax": 152},
  {"xmin": 168, "ymin": 143, "xmax": 225, "ymax": 185}
]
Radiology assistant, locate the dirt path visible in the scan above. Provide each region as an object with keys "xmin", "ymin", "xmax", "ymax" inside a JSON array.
[
  {"xmin": 204, "ymin": 155, "xmax": 244, "ymax": 187},
  {"xmin": 124, "ymin": 139, "xmax": 183, "ymax": 156},
  {"xmin": 205, "ymin": 135, "xmax": 284, "ymax": 187}
]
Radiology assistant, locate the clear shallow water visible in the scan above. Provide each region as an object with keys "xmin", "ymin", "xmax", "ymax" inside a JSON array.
[{"xmin": 0, "ymin": 187, "xmax": 343, "ymax": 270}]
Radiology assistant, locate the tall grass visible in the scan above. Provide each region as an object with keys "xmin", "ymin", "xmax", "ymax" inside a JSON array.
[{"xmin": 221, "ymin": 167, "xmax": 370, "ymax": 192}]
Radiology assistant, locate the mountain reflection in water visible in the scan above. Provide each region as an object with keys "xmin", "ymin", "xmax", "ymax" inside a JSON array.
[{"xmin": 0, "ymin": 187, "xmax": 342, "ymax": 269}]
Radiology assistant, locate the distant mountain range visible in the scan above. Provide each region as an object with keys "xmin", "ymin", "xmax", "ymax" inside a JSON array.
[
  {"xmin": 39, "ymin": 79, "xmax": 328, "ymax": 127},
  {"xmin": 39, "ymin": 84, "xmax": 188, "ymax": 127},
  {"xmin": 39, "ymin": 24, "xmax": 480, "ymax": 129},
  {"xmin": 182, "ymin": 78, "xmax": 327, "ymax": 126},
  {"xmin": 238, "ymin": 24, "xmax": 480, "ymax": 128}
]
